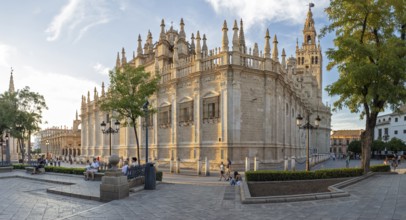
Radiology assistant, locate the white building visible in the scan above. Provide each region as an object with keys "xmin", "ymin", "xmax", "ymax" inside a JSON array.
[{"xmin": 375, "ymin": 106, "xmax": 406, "ymax": 142}]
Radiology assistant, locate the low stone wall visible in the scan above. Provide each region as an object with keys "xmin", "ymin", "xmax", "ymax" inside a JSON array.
[{"xmin": 0, "ymin": 166, "xmax": 13, "ymax": 173}]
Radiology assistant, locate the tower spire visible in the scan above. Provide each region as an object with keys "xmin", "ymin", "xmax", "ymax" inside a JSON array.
[
  {"xmin": 202, "ymin": 34, "xmax": 208, "ymax": 56},
  {"xmin": 190, "ymin": 33, "xmax": 195, "ymax": 54},
  {"xmin": 9, "ymin": 67, "xmax": 15, "ymax": 93},
  {"xmin": 281, "ymin": 48, "xmax": 286, "ymax": 68},
  {"xmin": 179, "ymin": 18, "xmax": 186, "ymax": 39},
  {"xmin": 160, "ymin": 19, "xmax": 166, "ymax": 41},
  {"xmin": 239, "ymin": 19, "xmax": 246, "ymax": 53},
  {"xmin": 116, "ymin": 52, "xmax": 121, "ymax": 68},
  {"xmin": 232, "ymin": 20, "xmax": 239, "ymax": 51},
  {"xmin": 264, "ymin": 29, "xmax": 271, "ymax": 58},
  {"xmin": 272, "ymin": 34, "xmax": 279, "ymax": 61},
  {"xmin": 137, "ymin": 34, "xmax": 143, "ymax": 56},
  {"xmin": 196, "ymin": 31, "xmax": 201, "ymax": 59},
  {"xmin": 101, "ymin": 82, "xmax": 105, "ymax": 97},
  {"xmin": 222, "ymin": 20, "xmax": 229, "ymax": 52},
  {"xmin": 121, "ymin": 47, "xmax": 127, "ymax": 64}
]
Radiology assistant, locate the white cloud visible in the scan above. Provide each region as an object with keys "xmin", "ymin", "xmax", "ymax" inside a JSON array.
[
  {"xmin": 45, "ymin": 0, "xmax": 112, "ymax": 42},
  {"xmin": 205, "ymin": 0, "xmax": 329, "ymax": 29},
  {"xmin": 14, "ymin": 66, "xmax": 99, "ymax": 128},
  {"xmin": 93, "ymin": 62, "xmax": 110, "ymax": 76},
  {"xmin": 0, "ymin": 44, "xmax": 17, "ymax": 68}
]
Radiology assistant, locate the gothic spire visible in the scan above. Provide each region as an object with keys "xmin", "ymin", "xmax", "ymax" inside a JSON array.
[
  {"xmin": 239, "ymin": 19, "xmax": 246, "ymax": 53},
  {"xmin": 76, "ymin": 110, "xmax": 78, "ymax": 120},
  {"xmin": 137, "ymin": 34, "xmax": 143, "ymax": 56},
  {"xmin": 222, "ymin": 20, "xmax": 229, "ymax": 52},
  {"xmin": 253, "ymin": 43, "xmax": 259, "ymax": 56},
  {"xmin": 272, "ymin": 34, "xmax": 279, "ymax": 61},
  {"xmin": 179, "ymin": 18, "xmax": 186, "ymax": 39},
  {"xmin": 202, "ymin": 34, "xmax": 208, "ymax": 55},
  {"xmin": 281, "ymin": 48, "xmax": 286, "ymax": 68},
  {"xmin": 196, "ymin": 31, "xmax": 201, "ymax": 58},
  {"xmin": 190, "ymin": 33, "xmax": 195, "ymax": 54},
  {"xmin": 232, "ymin": 20, "xmax": 239, "ymax": 51},
  {"xmin": 101, "ymin": 82, "xmax": 105, "ymax": 97},
  {"xmin": 264, "ymin": 29, "xmax": 271, "ymax": 58},
  {"xmin": 116, "ymin": 52, "xmax": 121, "ymax": 68},
  {"xmin": 121, "ymin": 47, "xmax": 127, "ymax": 64},
  {"xmin": 9, "ymin": 67, "xmax": 15, "ymax": 93},
  {"xmin": 160, "ymin": 19, "xmax": 166, "ymax": 41}
]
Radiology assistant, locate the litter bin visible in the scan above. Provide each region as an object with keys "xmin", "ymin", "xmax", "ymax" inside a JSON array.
[{"xmin": 144, "ymin": 162, "xmax": 156, "ymax": 190}]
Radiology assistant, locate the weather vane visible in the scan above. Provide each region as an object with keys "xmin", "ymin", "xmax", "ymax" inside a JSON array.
[
  {"xmin": 10, "ymin": 67, "xmax": 13, "ymax": 74},
  {"xmin": 308, "ymin": 2, "xmax": 315, "ymax": 9}
]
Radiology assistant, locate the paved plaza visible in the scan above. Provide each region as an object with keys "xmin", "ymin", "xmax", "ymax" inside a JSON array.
[{"xmin": 0, "ymin": 159, "xmax": 405, "ymax": 219}]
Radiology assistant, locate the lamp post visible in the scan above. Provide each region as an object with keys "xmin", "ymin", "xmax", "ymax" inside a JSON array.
[
  {"xmin": 0, "ymin": 138, "xmax": 3, "ymax": 165},
  {"xmin": 5, "ymin": 133, "xmax": 9, "ymax": 164},
  {"xmin": 143, "ymin": 100, "xmax": 149, "ymax": 163},
  {"xmin": 46, "ymin": 140, "xmax": 49, "ymax": 159},
  {"xmin": 100, "ymin": 114, "xmax": 120, "ymax": 156},
  {"xmin": 296, "ymin": 113, "xmax": 321, "ymax": 171}
]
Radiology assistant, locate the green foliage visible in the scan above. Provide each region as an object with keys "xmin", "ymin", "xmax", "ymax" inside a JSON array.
[
  {"xmin": 372, "ymin": 140, "xmax": 386, "ymax": 151},
  {"xmin": 12, "ymin": 164, "xmax": 27, "ymax": 169},
  {"xmin": 99, "ymin": 64, "xmax": 160, "ymax": 164},
  {"xmin": 386, "ymin": 137, "xmax": 406, "ymax": 152},
  {"xmin": 156, "ymin": 171, "xmax": 163, "ymax": 181},
  {"xmin": 370, "ymin": 164, "xmax": 391, "ymax": 172},
  {"xmin": 12, "ymin": 164, "xmax": 85, "ymax": 175},
  {"xmin": 321, "ymin": 0, "xmax": 406, "ymax": 173},
  {"xmin": 348, "ymin": 140, "xmax": 362, "ymax": 154},
  {"xmin": 245, "ymin": 168, "xmax": 364, "ymax": 182}
]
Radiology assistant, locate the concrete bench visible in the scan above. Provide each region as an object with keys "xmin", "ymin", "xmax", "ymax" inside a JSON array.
[
  {"xmin": 0, "ymin": 166, "xmax": 13, "ymax": 173},
  {"xmin": 83, "ymin": 172, "xmax": 105, "ymax": 181},
  {"xmin": 25, "ymin": 167, "xmax": 45, "ymax": 174}
]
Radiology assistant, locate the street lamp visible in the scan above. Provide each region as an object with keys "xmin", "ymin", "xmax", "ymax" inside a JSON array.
[
  {"xmin": 0, "ymin": 138, "xmax": 3, "ymax": 165},
  {"xmin": 5, "ymin": 133, "xmax": 9, "ymax": 164},
  {"xmin": 296, "ymin": 113, "xmax": 321, "ymax": 171},
  {"xmin": 143, "ymin": 100, "xmax": 156, "ymax": 190},
  {"xmin": 100, "ymin": 114, "xmax": 120, "ymax": 156},
  {"xmin": 46, "ymin": 140, "xmax": 49, "ymax": 159}
]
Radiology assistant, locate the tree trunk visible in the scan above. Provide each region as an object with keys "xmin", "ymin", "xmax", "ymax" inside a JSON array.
[
  {"xmin": 18, "ymin": 138, "xmax": 25, "ymax": 163},
  {"xmin": 133, "ymin": 124, "xmax": 141, "ymax": 166},
  {"xmin": 28, "ymin": 131, "xmax": 31, "ymax": 163},
  {"xmin": 361, "ymin": 113, "xmax": 377, "ymax": 174}
]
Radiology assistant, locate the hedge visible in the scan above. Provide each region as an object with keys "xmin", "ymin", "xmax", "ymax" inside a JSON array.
[
  {"xmin": 13, "ymin": 164, "xmax": 164, "ymax": 180},
  {"xmin": 370, "ymin": 164, "xmax": 390, "ymax": 172},
  {"xmin": 246, "ymin": 168, "xmax": 364, "ymax": 182}
]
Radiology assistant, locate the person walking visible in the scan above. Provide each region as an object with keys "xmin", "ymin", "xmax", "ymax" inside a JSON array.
[
  {"xmin": 219, "ymin": 161, "xmax": 226, "ymax": 181},
  {"xmin": 345, "ymin": 155, "xmax": 350, "ymax": 168},
  {"xmin": 226, "ymin": 158, "xmax": 232, "ymax": 180}
]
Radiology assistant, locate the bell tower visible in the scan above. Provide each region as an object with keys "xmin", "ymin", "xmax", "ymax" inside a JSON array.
[{"xmin": 296, "ymin": 4, "xmax": 323, "ymax": 98}]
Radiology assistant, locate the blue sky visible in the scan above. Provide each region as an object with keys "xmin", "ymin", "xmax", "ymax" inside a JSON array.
[{"xmin": 0, "ymin": 0, "xmax": 367, "ymax": 130}]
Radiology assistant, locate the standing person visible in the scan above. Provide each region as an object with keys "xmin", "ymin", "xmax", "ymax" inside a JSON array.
[
  {"xmin": 345, "ymin": 155, "xmax": 350, "ymax": 168},
  {"xmin": 219, "ymin": 161, "xmax": 226, "ymax": 181},
  {"xmin": 226, "ymin": 158, "xmax": 232, "ymax": 180},
  {"xmin": 131, "ymin": 157, "xmax": 138, "ymax": 167},
  {"xmin": 397, "ymin": 154, "xmax": 401, "ymax": 165}
]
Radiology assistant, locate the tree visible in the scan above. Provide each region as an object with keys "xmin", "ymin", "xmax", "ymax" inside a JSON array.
[
  {"xmin": 348, "ymin": 140, "xmax": 361, "ymax": 154},
  {"xmin": 387, "ymin": 137, "xmax": 406, "ymax": 152},
  {"xmin": 99, "ymin": 64, "xmax": 160, "ymax": 165},
  {"xmin": 371, "ymin": 140, "xmax": 386, "ymax": 152},
  {"xmin": 321, "ymin": 1, "xmax": 406, "ymax": 173},
  {"xmin": 0, "ymin": 87, "xmax": 47, "ymax": 162}
]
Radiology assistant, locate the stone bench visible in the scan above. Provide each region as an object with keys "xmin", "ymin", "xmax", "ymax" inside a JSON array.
[
  {"xmin": 0, "ymin": 166, "xmax": 13, "ymax": 173},
  {"xmin": 25, "ymin": 167, "xmax": 45, "ymax": 174},
  {"xmin": 83, "ymin": 172, "xmax": 105, "ymax": 181}
]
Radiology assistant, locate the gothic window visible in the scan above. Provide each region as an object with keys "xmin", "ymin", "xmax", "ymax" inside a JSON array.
[
  {"xmin": 179, "ymin": 101, "xmax": 194, "ymax": 124},
  {"xmin": 158, "ymin": 105, "xmax": 171, "ymax": 127},
  {"xmin": 307, "ymin": 35, "xmax": 312, "ymax": 44},
  {"xmin": 301, "ymin": 57, "xmax": 304, "ymax": 65},
  {"xmin": 203, "ymin": 96, "xmax": 220, "ymax": 120},
  {"xmin": 311, "ymin": 57, "xmax": 314, "ymax": 64},
  {"xmin": 315, "ymin": 56, "xmax": 318, "ymax": 64},
  {"xmin": 297, "ymin": 57, "xmax": 300, "ymax": 64}
]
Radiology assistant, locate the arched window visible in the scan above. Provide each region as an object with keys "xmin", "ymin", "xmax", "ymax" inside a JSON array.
[
  {"xmin": 315, "ymin": 56, "xmax": 318, "ymax": 64},
  {"xmin": 307, "ymin": 35, "xmax": 312, "ymax": 44},
  {"xmin": 297, "ymin": 57, "xmax": 300, "ymax": 64},
  {"xmin": 301, "ymin": 57, "xmax": 304, "ymax": 65},
  {"xmin": 311, "ymin": 57, "xmax": 314, "ymax": 64}
]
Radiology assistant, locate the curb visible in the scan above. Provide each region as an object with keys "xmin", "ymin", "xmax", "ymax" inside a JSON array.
[{"xmin": 240, "ymin": 172, "xmax": 375, "ymax": 204}]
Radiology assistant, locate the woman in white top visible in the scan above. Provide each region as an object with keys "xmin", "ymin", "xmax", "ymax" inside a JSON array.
[{"xmin": 219, "ymin": 162, "xmax": 226, "ymax": 181}]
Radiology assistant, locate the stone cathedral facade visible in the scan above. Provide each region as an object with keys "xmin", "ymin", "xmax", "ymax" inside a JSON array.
[{"xmin": 80, "ymin": 8, "xmax": 331, "ymax": 166}]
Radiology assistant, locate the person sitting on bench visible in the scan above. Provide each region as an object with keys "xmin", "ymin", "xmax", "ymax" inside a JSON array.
[
  {"xmin": 85, "ymin": 158, "xmax": 100, "ymax": 181},
  {"xmin": 32, "ymin": 155, "xmax": 46, "ymax": 174}
]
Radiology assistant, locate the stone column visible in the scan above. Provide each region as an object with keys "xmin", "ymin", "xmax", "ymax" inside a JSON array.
[
  {"xmin": 245, "ymin": 157, "xmax": 250, "ymax": 172},
  {"xmin": 254, "ymin": 157, "xmax": 259, "ymax": 171},
  {"xmin": 197, "ymin": 159, "xmax": 202, "ymax": 175},
  {"xmin": 204, "ymin": 157, "xmax": 210, "ymax": 176},
  {"xmin": 291, "ymin": 156, "xmax": 296, "ymax": 171},
  {"xmin": 284, "ymin": 156, "xmax": 288, "ymax": 171},
  {"xmin": 100, "ymin": 155, "xmax": 129, "ymax": 202}
]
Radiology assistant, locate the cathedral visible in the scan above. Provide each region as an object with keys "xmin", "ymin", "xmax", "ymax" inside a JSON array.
[{"xmin": 80, "ymin": 7, "xmax": 331, "ymax": 167}]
